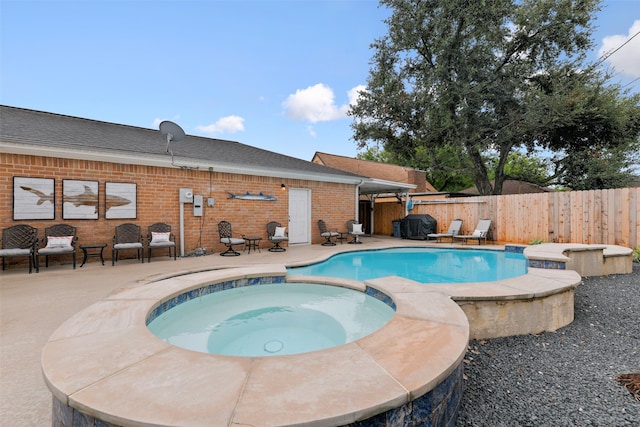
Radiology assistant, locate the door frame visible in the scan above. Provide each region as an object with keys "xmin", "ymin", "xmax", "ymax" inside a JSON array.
[{"xmin": 288, "ymin": 187, "xmax": 311, "ymax": 245}]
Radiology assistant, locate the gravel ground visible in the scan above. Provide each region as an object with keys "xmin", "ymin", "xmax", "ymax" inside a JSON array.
[{"xmin": 456, "ymin": 263, "xmax": 640, "ymax": 427}]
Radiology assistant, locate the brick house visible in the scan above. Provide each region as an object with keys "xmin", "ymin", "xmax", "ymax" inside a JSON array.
[
  {"xmin": 1, "ymin": 106, "xmax": 396, "ymax": 265},
  {"xmin": 311, "ymin": 152, "xmax": 436, "ymax": 233}
]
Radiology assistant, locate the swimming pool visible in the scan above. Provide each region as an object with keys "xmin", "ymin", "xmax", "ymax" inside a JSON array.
[
  {"xmin": 147, "ymin": 282, "xmax": 395, "ymax": 357},
  {"xmin": 287, "ymin": 247, "xmax": 528, "ymax": 283}
]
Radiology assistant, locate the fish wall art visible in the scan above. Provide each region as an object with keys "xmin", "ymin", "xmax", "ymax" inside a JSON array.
[
  {"xmin": 13, "ymin": 177, "xmax": 55, "ymax": 220},
  {"xmin": 63, "ymin": 180, "xmax": 99, "ymax": 219}
]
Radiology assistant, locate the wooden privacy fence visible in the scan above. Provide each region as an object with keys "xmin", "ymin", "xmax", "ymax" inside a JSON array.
[{"xmin": 373, "ymin": 187, "xmax": 639, "ymax": 249}]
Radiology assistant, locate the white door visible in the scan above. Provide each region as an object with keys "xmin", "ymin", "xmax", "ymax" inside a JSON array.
[{"xmin": 288, "ymin": 188, "xmax": 310, "ymax": 244}]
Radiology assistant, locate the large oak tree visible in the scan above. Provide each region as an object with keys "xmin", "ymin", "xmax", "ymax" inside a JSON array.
[{"xmin": 349, "ymin": 0, "xmax": 640, "ymax": 194}]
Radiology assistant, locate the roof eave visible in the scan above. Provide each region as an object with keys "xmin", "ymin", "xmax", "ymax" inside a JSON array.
[{"xmin": 0, "ymin": 140, "xmax": 366, "ymax": 185}]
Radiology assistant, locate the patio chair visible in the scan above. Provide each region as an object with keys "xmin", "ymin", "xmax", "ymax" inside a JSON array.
[
  {"xmin": 266, "ymin": 221, "xmax": 288, "ymax": 252},
  {"xmin": 37, "ymin": 223, "xmax": 77, "ymax": 271},
  {"xmin": 112, "ymin": 223, "xmax": 144, "ymax": 265},
  {"xmin": 347, "ymin": 220, "xmax": 364, "ymax": 244},
  {"xmin": 147, "ymin": 223, "xmax": 176, "ymax": 262},
  {"xmin": 427, "ymin": 219, "xmax": 463, "ymax": 243},
  {"xmin": 0, "ymin": 224, "xmax": 38, "ymax": 274},
  {"xmin": 218, "ymin": 220, "xmax": 245, "ymax": 256},
  {"xmin": 453, "ymin": 219, "xmax": 492, "ymax": 245},
  {"xmin": 318, "ymin": 220, "xmax": 339, "ymax": 246}
]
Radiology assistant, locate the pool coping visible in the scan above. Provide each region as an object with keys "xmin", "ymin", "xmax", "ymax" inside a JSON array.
[{"xmin": 41, "ymin": 266, "xmax": 470, "ymax": 426}]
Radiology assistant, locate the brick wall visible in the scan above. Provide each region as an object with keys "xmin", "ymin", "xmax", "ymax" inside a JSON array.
[{"xmin": 1, "ymin": 153, "xmax": 355, "ymax": 268}]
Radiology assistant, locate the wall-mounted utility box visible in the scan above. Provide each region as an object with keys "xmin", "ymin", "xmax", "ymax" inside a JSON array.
[
  {"xmin": 207, "ymin": 197, "xmax": 215, "ymax": 207},
  {"xmin": 193, "ymin": 195, "xmax": 203, "ymax": 217},
  {"xmin": 179, "ymin": 188, "xmax": 193, "ymax": 203}
]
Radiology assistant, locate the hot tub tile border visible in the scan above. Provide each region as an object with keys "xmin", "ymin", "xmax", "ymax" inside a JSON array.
[{"xmin": 146, "ymin": 275, "xmax": 286, "ymax": 324}]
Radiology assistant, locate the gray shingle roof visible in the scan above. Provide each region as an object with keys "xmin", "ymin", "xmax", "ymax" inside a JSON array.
[{"xmin": 0, "ymin": 105, "xmax": 364, "ymax": 182}]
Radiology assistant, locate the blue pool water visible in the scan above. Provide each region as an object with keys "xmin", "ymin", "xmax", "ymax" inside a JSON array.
[
  {"xmin": 147, "ymin": 283, "xmax": 395, "ymax": 357},
  {"xmin": 287, "ymin": 247, "xmax": 527, "ymax": 283}
]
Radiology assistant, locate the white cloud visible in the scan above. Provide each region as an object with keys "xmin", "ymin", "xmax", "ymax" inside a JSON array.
[
  {"xmin": 283, "ymin": 83, "xmax": 364, "ymax": 123},
  {"xmin": 196, "ymin": 115, "xmax": 245, "ymax": 134},
  {"xmin": 598, "ymin": 20, "xmax": 640, "ymax": 78},
  {"xmin": 306, "ymin": 125, "xmax": 317, "ymax": 137}
]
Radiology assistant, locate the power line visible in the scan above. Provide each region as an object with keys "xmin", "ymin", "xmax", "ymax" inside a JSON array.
[
  {"xmin": 595, "ymin": 28, "xmax": 640, "ymax": 67},
  {"xmin": 621, "ymin": 76, "xmax": 640, "ymax": 90}
]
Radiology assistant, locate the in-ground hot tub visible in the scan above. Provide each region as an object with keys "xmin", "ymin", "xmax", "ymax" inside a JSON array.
[
  {"xmin": 147, "ymin": 282, "xmax": 396, "ymax": 357},
  {"xmin": 42, "ymin": 266, "xmax": 470, "ymax": 426}
]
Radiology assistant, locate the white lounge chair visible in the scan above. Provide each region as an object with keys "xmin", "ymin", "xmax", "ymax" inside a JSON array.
[
  {"xmin": 427, "ymin": 219, "xmax": 463, "ymax": 243},
  {"xmin": 453, "ymin": 219, "xmax": 492, "ymax": 245}
]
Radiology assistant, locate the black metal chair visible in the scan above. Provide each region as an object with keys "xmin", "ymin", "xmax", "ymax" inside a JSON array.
[
  {"xmin": 318, "ymin": 220, "xmax": 339, "ymax": 246},
  {"xmin": 0, "ymin": 224, "xmax": 38, "ymax": 274},
  {"xmin": 347, "ymin": 220, "xmax": 364, "ymax": 244},
  {"xmin": 37, "ymin": 223, "xmax": 77, "ymax": 271},
  {"xmin": 112, "ymin": 223, "xmax": 144, "ymax": 265},
  {"xmin": 266, "ymin": 221, "xmax": 288, "ymax": 252},
  {"xmin": 218, "ymin": 221, "xmax": 245, "ymax": 256},
  {"xmin": 147, "ymin": 223, "xmax": 176, "ymax": 262}
]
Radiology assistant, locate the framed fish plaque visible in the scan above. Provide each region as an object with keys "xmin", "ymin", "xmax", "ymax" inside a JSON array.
[
  {"xmin": 105, "ymin": 182, "xmax": 136, "ymax": 219},
  {"xmin": 63, "ymin": 180, "xmax": 99, "ymax": 220},
  {"xmin": 13, "ymin": 176, "xmax": 55, "ymax": 220}
]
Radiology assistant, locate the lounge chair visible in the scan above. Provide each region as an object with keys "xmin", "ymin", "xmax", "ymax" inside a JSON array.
[
  {"xmin": 427, "ymin": 219, "xmax": 463, "ymax": 243},
  {"xmin": 266, "ymin": 221, "xmax": 288, "ymax": 252},
  {"xmin": 347, "ymin": 220, "xmax": 364, "ymax": 244},
  {"xmin": 37, "ymin": 223, "xmax": 78, "ymax": 271},
  {"xmin": 0, "ymin": 224, "xmax": 38, "ymax": 274},
  {"xmin": 147, "ymin": 223, "xmax": 176, "ymax": 262},
  {"xmin": 318, "ymin": 220, "xmax": 339, "ymax": 246},
  {"xmin": 112, "ymin": 223, "xmax": 144, "ymax": 265},
  {"xmin": 454, "ymin": 219, "xmax": 492, "ymax": 245},
  {"xmin": 218, "ymin": 221, "xmax": 245, "ymax": 256}
]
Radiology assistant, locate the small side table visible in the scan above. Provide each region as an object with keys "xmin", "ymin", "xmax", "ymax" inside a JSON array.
[
  {"xmin": 337, "ymin": 232, "xmax": 349, "ymax": 245},
  {"xmin": 80, "ymin": 244, "xmax": 107, "ymax": 267},
  {"xmin": 242, "ymin": 236, "xmax": 262, "ymax": 254}
]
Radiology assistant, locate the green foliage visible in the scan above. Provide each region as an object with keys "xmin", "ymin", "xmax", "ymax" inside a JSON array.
[
  {"xmin": 356, "ymin": 145, "xmax": 398, "ymax": 163},
  {"xmin": 487, "ymin": 151, "xmax": 553, "ymax": 188},
  {"xmin": 528, "ymin": 237, "xmax": 545, "ymax": 245},
  {"xmin": 633, "ymin": 246, "xmax": 640, "ymax": 263},
  {"xmin": 349, "ymin": 0, "xmax": 640, "ymax": 194}
]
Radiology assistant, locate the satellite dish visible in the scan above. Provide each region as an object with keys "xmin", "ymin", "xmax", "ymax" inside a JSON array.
[{"xmin": 159, "ymin": 121, "xmax": 185, "ymax": 154}]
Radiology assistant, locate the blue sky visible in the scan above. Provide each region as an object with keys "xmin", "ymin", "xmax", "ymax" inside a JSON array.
[{"xmin": 1, "ymin": 1, "xmax": 639, "ymax": 161}]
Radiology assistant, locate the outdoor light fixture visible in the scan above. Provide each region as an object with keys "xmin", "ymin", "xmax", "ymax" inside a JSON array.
[{"xmin": 281, "ymin": 184, "xmax": 286, "ymax": 190}]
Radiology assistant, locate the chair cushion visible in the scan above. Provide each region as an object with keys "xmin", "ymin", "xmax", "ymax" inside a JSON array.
[
  {"xmin": 274, "ymin": 227, "xmax": 287, "ymax": 238},
  {"xmin": 114, "ymin": 243, "xmax": 143, "ymax": 249},
  {"xmin": 39, "ymin": 247, "xmax": 74, "ymax": 255},
  {"xmin": 46, "ymin": 236, "xmax": 73, "ymax": 249},
  {"xmin": 351, "ymin": 224, "xmax": 364, "ymax": 234},
  {"xmin": 151, "ymin": 232, "xmax": 171, "ymax": 243},
  {"xmin": 220, "ymin": 237, "xmax": 245, "ymax": 245},
  {"xmin": 0, "ymin": 248, "xmax": 32, "ymax": 256},
  {"xmin": 149, "ymin": 241, "xmax": 176, "ymax": 248},
  {"xmin": 321, "ymin": 232, "xmax": 339, "ymax": 237}
]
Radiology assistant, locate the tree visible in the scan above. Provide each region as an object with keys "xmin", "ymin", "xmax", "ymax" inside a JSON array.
[
  {"xmin": 488, "ymin": 150, "xmax": 552, "ymax": 188},
  {"xmin": 349, "ymin": 0, "xmax": 640, "ymax": 194}
]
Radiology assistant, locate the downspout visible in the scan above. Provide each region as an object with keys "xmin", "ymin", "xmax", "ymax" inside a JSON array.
[
  {"xmin": 370, "ymin": 195, "xmax": 376, "ymax": 235},
  {"xmin": 355, "ymin": 180, "xmax": 364, "ymax": 223},
  {"xmin": 404, "ymin": 191, "xmax": 410, "ymax": 216}
]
